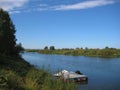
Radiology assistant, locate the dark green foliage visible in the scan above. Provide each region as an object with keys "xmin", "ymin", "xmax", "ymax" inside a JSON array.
[
  {"xmin": 50, "ymin": 46, "xmax": 55, "ymax": 50},
  {"xmin": 44, "ymin": 46, "xmax": 48, "ymax": 50},
  {"xmin": 0, "ymin": 9, "xmax": 23, "ymax": 56},
  {"xmin": 15, "ymin": 43, "xmax": 24, "ymax": 53},
  {"xmin": 0, "ymin": 54, "xmax": 31, "ymax": 76}
]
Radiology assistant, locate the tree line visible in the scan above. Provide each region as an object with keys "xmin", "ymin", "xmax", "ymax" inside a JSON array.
[{"xmin": 27, "ymin": 46, "xmax": 120, "ymax": 58}]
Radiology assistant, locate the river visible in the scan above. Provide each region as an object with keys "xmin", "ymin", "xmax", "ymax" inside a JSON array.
[{"xmin": 21, "ymin": 52, "xmax": 120, "ymax": 90}]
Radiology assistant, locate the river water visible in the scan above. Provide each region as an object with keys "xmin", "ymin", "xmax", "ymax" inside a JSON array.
[{"xmin": 21, "ymin": 52, "xmax": 120, "ymax": 90}]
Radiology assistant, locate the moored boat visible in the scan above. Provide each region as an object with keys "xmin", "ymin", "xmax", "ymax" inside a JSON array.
[{"xmin": 53, "ymin": 70, "xmax": 88, "ymax": 82}]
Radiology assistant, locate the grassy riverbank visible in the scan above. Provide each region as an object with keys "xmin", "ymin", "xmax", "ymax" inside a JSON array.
[
  {"xmin": 26, "ymin": 47, "xmax": 120, "ymax": 58},
  {"xmin": 0, "ymin": 54, "xmax": 76, "ymax": 90}
]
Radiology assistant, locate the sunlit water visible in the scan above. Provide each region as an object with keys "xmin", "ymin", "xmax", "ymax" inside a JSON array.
[{"xmin": 21, "ymin": 52, "xmax": 120, "ymax": 90}]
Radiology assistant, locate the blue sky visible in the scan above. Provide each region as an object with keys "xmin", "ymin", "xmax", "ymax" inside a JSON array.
[{"xmin": 0, "ymin": 0, "xmax": 120, "ymax": 49}]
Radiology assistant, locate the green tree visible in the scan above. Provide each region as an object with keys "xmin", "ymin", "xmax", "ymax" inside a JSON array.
[
  {"xmin": 50, "ymin": 46, "xmax": 55, "ymax": 50},
  {"xmin": 44, "ymin": 46, "xmax": 48, "ymax": 50},
  {"xmin": 15, "ymin": 43, "xmax": 24, "ymax": 53},
  {"xmin": 105, "ymin": 46, "xmax": 109, "ymax": 49},
  {"xmin": 0, "ymin": 9, "xmax": 22, "ymax": 56}
]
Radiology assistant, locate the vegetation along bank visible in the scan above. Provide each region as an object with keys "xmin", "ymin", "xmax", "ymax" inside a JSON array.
[{"xmin": 26, "ymin": 46, "xmax": 120, "ymax": 58}]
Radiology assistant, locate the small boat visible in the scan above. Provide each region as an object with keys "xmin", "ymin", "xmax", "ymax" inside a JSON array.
[{"xmin": 53, "ymin": 70, "xmax": 88, "ymax": 82}]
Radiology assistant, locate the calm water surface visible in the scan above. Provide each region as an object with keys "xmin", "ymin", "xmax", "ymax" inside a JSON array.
[{"xmin": 22, "ymin": 52, "xmax": 120, "ymax": 90}]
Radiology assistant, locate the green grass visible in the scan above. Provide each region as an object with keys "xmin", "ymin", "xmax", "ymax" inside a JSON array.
[
  {"xmin": 26, "ymin": 48, "xmax": 120, "ymax": 58},
  {"xmin": 0, "ymin": 54, "xmax": 76, "ymax": 90}
]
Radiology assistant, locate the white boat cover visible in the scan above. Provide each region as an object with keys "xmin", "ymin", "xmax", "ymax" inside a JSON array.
[{"xmin": 54, "ymin": 70, "xmax": 87, "ymax": 79}]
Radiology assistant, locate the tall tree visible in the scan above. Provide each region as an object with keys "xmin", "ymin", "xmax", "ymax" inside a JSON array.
[
  {"xmin": 44, "ymin": 46, "xmax": 48, "ymax": 50},
  {"xmin": 0, "ymin": 9, "xmax": 21, "ymax": 56},
  {"xmin": 50, "ymin": 46, "xmax": 55, "ymax": 50}
]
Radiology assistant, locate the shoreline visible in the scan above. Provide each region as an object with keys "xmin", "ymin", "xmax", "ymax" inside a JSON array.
[
  {"xmin": 0, "ymin": 54, "xmax": 76, "ymax": 90},
  {"xmin": 26, "ymin": 48, "xmax": 120, "ymax": 58}
]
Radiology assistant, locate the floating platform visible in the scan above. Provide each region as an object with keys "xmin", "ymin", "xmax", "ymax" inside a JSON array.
[{"xmin": 54, "ymin": 70, "xmax": 88, "ymax": 82}]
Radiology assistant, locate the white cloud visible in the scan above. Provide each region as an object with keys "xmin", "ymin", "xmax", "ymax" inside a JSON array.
[
  {"xmin": 0, "ymin": 0, "xmax": 118, "ymax": 14},
  {"xmin": 9, "ymin": 10, "xmax": 21, "ymax": 14},
  {"xmin": 0, "ymin": 0, "xmax": 28, "ymax": 11},
  {"xmin": 53, "ymin": 0, "xmax": 116, "ymax": 10},
  {"xmin": 38, "ymin": 4, "xmax": 48, "ymax": 7}
]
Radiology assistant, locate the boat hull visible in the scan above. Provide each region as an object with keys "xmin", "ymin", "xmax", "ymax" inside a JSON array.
[{"xmin": 54, "ymin": 70, "xmax": 88, "ymax": 83}]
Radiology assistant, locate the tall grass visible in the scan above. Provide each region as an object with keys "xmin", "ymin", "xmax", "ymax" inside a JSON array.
[
  {"xmin": 41, "ymin": 73, "xmax": 76, "ymax": 90},
  {"xmin": 0, "ymin": 68, "xmax": 76, "ymax": 90},
  {"xmin": 0, "ymin": 55, "xmax": 76, "ymax": 90},
  {"xmin": 24, "ymin": 68, "xmax": 76, "ymax": 90}
]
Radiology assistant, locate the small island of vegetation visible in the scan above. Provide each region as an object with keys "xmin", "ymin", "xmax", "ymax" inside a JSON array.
[{"xmin": 0, "ymin": 9, "xmax": 76, "ymax": 90}]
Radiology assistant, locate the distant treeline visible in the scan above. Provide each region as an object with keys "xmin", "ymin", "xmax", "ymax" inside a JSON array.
[{"xmin": 26, "ymin": 46, "xmax": 120, "ymax": 58}]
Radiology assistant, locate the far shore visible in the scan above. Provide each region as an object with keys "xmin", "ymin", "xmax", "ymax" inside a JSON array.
[{"xmin": 25, "ymin": 47, "xmax": 120, "ymax": 58}]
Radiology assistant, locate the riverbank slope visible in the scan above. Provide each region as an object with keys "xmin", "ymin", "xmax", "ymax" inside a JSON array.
[{"xmin": 0, "ymin": 54, "xmax": 76, "ymax": 90}]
